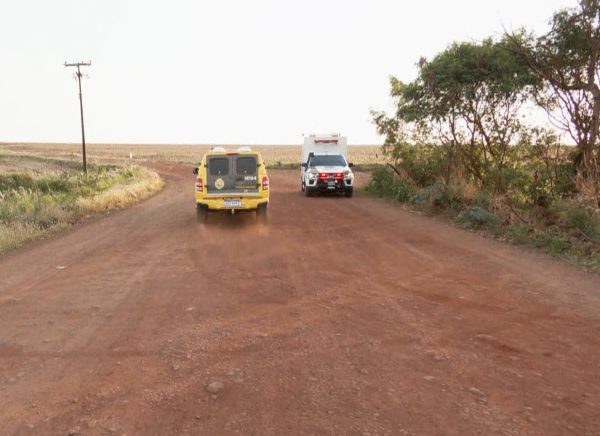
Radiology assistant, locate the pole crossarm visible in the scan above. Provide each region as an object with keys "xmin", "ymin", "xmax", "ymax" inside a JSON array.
[{"xmin": 64, "ymin": 61, "xmax": 91, "ymax": 67}]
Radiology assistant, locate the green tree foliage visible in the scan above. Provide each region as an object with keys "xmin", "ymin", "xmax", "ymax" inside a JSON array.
[
  {"xmin": 370, "ymin": 3, "xmax": 600, "ymax": 271},
  {"xmin": 506, "ymin": 0, "xmax": 600, "ymax": 200},
  {"xmin": 373, "ymin": 39, "xmax": 538, "ymax": 193}
]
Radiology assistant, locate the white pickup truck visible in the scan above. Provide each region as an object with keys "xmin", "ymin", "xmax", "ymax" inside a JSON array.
[{"xmin": 300, "ymin": 134, "xmax": 354, "ymax": 197}]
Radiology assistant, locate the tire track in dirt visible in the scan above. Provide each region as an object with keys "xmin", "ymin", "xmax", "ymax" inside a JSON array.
[{"xmin": 0, "ymin": 166, "xmax": 599, "ymax": 435}]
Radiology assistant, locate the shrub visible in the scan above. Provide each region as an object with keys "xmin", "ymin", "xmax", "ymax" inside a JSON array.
[
  {"xmin": 565, "ymin": 207, "xmax": 600, "ymax": 239},
  {"xmin": 505, "ymin": 223, "xmax": 533, "ymax": 244},
  {"xmin": 390, "ymin": 180, "xmax": 415, "ymax": 202},
  {"xmin": 457, "ymin": 206, "xmax": 498, "ymax": 228},
  {"xmin": 390, "ymin": 143, "xmax": 448, "ymax": 187},
  {"xmin": 529, "ymin": 228, "xmax": 571, "ymax": 255},
  {"xmin": 366, "ymin": 167, "xmax": 416, "ymax": 202},
  {"xmin": 366, "ymin": 167, "xmax": 395, "ymax": 195},
  {"xmin": 409, "ymin": 182, "xmax": 465, "ymax": 210},
  {"xmin": 474, "ymin": 190, "xmax": 492, "ymax": 209},
  {"xmin": 550, "ymin": 200, "xmax": 600, "ymax": 239}
]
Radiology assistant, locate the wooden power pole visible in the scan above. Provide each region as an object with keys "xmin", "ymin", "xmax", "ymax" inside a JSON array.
[{"xmin": 64, "ymin": 61, "xmax": 91, "ymax": 174}]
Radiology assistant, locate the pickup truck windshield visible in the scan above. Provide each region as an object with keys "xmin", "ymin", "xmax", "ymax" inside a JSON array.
[{"xmin": 309, "ymin": 155, "xmax": 346, "ymax": 167}]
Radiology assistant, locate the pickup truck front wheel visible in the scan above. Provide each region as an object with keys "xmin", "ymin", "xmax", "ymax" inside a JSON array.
[
  {"xmin": 304, "ymin": 186, "xmax": 314, "ymax": 197},
  {"xmin": 344, "ymin": 187, "xmax": 354, "ymax": 198}
]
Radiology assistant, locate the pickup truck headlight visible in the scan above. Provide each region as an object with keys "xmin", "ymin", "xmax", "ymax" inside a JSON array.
[
  {"xmin": 305, "ymin": 170, "xmax": 318, "ymax": 180},
  {"xmin": 344, "ymin": 170, "xmax": 354, "ymax": 179}
]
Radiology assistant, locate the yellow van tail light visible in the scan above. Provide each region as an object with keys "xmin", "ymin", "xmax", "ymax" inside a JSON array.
[{"xmin": 195, "ymin": 178, "xmax": 204, "ymax": 192}]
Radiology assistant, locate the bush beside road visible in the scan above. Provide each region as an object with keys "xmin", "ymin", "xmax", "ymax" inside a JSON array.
[{"xmin": 366, "ymin": 165, "xmax": 600, "ymax": 273}]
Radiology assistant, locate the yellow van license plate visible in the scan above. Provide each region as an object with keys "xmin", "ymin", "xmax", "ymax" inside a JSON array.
[{"xmin": 224, "ymin": 199, "xmax": 242, "ymax": 207}]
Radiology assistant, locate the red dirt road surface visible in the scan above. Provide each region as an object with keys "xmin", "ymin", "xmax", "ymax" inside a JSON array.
[{"xmin": 1, "ymin": 166, "xmax": 599, "ymax": 435}]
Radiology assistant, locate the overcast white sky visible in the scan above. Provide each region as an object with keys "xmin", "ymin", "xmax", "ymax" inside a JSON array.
[{"xmin": 0, "ymin": 0, "xmax": 574, "ymax": 145}]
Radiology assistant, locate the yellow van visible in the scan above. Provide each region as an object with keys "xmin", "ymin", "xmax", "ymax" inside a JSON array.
[{"xmin": 193, "ymin": 147, "xmax": 269, "ymax": 218}]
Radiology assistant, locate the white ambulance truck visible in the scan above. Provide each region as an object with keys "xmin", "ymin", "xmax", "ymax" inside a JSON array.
[{"xmin": 300, "ymin": 134, "xmax": 354, "ymax": 197}]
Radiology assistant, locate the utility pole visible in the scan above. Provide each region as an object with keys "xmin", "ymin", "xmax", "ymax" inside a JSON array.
[{"xmin": 64, "ymin": 61, "xmax": 91, "ymax": 174}]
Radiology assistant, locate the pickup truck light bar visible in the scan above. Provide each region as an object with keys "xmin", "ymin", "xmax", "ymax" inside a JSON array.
[{"xmin": 319, "ymin": 173, "xmax": 344, "ymax": 180}]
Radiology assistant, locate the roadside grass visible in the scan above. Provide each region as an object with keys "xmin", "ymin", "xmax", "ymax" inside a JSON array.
[
  {"xmin": 366, "ymin": 167, "xmax": 600, "ymax": 274},
  {"xmin": 0, "ymin": 156, "xmax": 163, "ymax": 253}
]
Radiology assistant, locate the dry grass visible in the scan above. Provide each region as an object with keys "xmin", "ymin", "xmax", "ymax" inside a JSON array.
[
  {"xmin": 0, "ymin": 143, "xmax": 386, "ymax": 166},
  {"xmin": 0, "ymin": 155, "xmax": 164, "ymax": 253},
  {"xmin": 0, "ymin": 151, "xmax": 83, "ymax": 175},
  {"xmin": 0, "ymin": 221, "xmax": 70, "ymax": 254},
  {"xmin": 77, "ymin": 166, "xmax": 163, "ymax": 212}
]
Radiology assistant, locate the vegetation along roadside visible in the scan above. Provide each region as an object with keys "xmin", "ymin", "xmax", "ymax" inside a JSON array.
[
  {"xmin": 0, "ymin": 154, "xmax": 164, "ymax": 253},
  {"xmin": 368, "ymin": 1, "xmax": 600, "ymax": 273}
]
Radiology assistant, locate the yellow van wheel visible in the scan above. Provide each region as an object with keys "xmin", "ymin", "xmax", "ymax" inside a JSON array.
[
  {"xmin": 196, "ymin": 204, "xmax": 207, "ymax": 222},
  {"xmin": 256, "ymin": 204, "xmax": 268, "ymax": 222}
]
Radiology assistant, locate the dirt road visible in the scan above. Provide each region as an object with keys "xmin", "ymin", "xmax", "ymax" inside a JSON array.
[{"xmin": 1, "ymin": 165, "xmax": 599, "ymax": 435}]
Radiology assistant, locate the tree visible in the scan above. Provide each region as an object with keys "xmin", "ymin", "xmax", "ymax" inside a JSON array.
[
  {"xmin": 373, "ymin": 39, "xmax": 538, "ymax": 193},
  {"xmin": 506, "ymin": 0, "xmax": 600, "ymax": 200}
]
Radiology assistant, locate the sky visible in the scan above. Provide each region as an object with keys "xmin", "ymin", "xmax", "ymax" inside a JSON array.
[{"xmin": 0, "ymin": 0, "xmax": 575, "ymax": 145}]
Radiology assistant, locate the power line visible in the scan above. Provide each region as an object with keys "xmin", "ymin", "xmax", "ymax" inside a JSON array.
[{"xmin": 64, "ymin": 61, "xmax": 91, "ymax": 174}]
